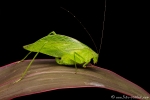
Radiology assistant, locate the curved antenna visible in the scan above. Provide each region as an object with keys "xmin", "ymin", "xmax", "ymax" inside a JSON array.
[
  {"xmin": 60, "ymin": 0, "xmax": 106, "ymax": 55},
  {"xmin": 99, "ymin": 0, "xmax": 106, "ymax": 55},
  {"xmin": 60, "ymin": 7, "xmax": 98, "ymax": 53}
]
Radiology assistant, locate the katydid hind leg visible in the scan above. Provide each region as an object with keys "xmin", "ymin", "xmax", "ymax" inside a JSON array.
[
  {"xmin": 17, "ymin": 51, "xmax": 32, "ymax": 63},
  {"xmin": 14, "ymin": 51, "xmax": 40, "ymax": 83},
  {"xmin": 48, "ymin": 31, "xmax": 56, "ymax": 35},
  {"xmin": 14, "ymin": 41, "xmax": 48, "ymax": 83}
]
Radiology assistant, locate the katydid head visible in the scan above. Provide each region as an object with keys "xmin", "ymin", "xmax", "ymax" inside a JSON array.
[{"xmin": 93, "ymin": 54, "xmax": 98, "ymax": 64}]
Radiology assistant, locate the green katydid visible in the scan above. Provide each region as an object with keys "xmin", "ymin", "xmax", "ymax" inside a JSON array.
[
  {"xmin": 15, "ymin": 31, "xmax": 98, "ymax": 83},
  {"xmin": 15, "ymin": 2, "xmax": 106, "ymax": 83}
]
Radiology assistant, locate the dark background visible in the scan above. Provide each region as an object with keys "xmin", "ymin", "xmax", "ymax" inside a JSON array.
[{"xmin": 0, "ymin": 0, "xmax": 149, "ymax": 99}]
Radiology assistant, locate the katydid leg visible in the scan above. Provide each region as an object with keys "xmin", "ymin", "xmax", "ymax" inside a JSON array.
[
  {"xmin": 48, "ymin": 31, "xmax": 56, "ymax": 35},
  {"xmin": 74, "ymin": 52, "xmax": 77, "ymax": 73},
  {"xmin": 74, "ymin": 52, "xmax": 90, "ymax": 68},
  {"xmin": 14, "ymin": 51, "xmax": 40, "ymax": 83},
  {"xmin": 17, "ymin": 51, "xmax": 32, "ymax": 63},
  {"xmin": 14, "ymin": 42, "xmax": 48, "ymax": 83}
]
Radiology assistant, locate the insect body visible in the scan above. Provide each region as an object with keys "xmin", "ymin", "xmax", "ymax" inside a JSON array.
[
  {"xmin": 24, "ymin": 31, "xmax": 98, "ymax": 66},
  {"xmin": 15, "ymin": 31, "xmax": 98, "ymax": 83}
]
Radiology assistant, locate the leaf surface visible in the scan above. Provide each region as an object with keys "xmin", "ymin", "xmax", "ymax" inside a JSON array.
[{"xmin": 0, "ymin": 59, "xmax": 149, "ymax": 100}]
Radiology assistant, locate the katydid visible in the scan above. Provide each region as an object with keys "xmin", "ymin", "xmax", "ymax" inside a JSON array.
[{"xmin": 15, "ymin": 2, "xmax": 106, "ymax": 83}]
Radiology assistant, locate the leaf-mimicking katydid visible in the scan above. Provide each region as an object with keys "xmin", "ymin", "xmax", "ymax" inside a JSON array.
[
  {"xmin": 15, "ymin": 31, "xmax": 98, "ymax": 83},
  {"xmin": 25, "ymin": 31, "xmax": 99, "ymax": 67},
  {"xmin": 15, "ymin": 1, "xmax": 106, "ymax": 83}
]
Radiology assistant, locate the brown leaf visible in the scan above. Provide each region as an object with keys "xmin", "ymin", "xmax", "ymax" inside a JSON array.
[{"xmin": 0, "ymin": 59, "xmax": 149, "ymax": 100}]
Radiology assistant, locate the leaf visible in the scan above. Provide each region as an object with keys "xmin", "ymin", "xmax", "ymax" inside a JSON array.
[{"xmin": 0, "ymin": 59, "xmax": 149, "ymax": 100}]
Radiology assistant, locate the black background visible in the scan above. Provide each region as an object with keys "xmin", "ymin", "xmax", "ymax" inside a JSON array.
[{"xmin": 0, "ymin": 0, "xmax": 149, "ymax": 99}]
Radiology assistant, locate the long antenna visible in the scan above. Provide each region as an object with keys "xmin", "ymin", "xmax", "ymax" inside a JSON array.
[
  {"xmin": 60, "ymin": 0, "xmax": 106, "ymax": 55},
  {"xmin": 60, "ymin": 7, "xmax": 98, "ymax": 53},
  {"xmin": 99, "ymin": 0, "xmax": 106, "ymax": 55}
]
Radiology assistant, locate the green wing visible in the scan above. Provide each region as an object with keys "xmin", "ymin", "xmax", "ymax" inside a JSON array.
[{"xmin": 23, "ymin": 33, "xmax": 93, "ymax": 57}]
